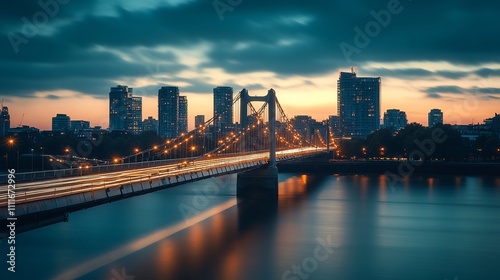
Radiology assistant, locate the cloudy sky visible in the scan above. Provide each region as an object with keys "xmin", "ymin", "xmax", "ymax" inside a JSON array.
[{"xmin": 1, "ymin": 0, "xmax": 499, "ymax": 130}]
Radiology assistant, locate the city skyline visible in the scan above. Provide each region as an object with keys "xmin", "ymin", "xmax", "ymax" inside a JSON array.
[
  {"xmin": 1, "ymin": 80, "xmax": 498, "ymax": 133},
  {"xmin": 2, "ymin": 1, "xmax": 500, "ymax": 130}
]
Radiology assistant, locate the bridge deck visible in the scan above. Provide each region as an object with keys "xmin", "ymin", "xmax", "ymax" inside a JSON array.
[{"xmin": 0, "ymin": 148, "xmax": 323, "ymax": 212}]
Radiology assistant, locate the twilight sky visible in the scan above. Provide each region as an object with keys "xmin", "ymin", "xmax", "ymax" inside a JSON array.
[{"xmin": 1, "ymin": 0, "xmax": 499, "ymax": 130}]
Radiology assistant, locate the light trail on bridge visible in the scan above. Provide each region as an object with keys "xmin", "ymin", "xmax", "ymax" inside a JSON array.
[{"xmin": 0, "ymin": 148, "xmax": 323, "ymax": 208}]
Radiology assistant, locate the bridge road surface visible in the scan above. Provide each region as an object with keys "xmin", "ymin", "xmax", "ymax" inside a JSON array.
[{"xmin": 0, "ymin": 147, "xmax": 322, "ymax": 208}]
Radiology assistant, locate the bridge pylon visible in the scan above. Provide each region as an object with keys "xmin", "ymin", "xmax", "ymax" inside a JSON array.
[{"xmin": 237, "ymin": 89, "xmax": 278, "ymax": 200}]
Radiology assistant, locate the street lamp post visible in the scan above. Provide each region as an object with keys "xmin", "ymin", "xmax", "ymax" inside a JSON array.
[
  {"xmin": 40, "ymin": 147, "xmax": 44, "ymax": 171},
  {"xmin": 31, "ymin": 148, "xmax": 34, "ymax": 173}
]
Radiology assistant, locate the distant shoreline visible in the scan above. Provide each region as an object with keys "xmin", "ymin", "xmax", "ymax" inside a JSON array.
[{"xmin": 278, "ymin": 160, "xmax": 500, "ymax": 176}]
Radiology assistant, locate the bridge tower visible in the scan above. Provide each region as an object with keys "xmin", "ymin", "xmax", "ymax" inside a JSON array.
[{"xmin": 237, "ymin": 89, "xmax": 278, "ymax": 199}]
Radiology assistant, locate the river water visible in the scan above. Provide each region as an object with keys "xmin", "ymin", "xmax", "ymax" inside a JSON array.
[{"xmin": 1, "ymin": 174, "xmax": 500, "ymax": 280}]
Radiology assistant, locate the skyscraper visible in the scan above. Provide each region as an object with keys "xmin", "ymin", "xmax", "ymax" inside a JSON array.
[
  {"xmin": 158, "ymin": 86, "xmax": 179, "ymax": 138},
  {"xmin": 195, "ymin": 115, "xmax": 205, "ymax": 128},
  {"xmin": 179, "ymin": 96, "xmax": 188, "ymax": 134},
  {"xmin": 52, "ymin": 114, "xmax": 71, "ymax": 131},
  {"xmin": 428, "ymin": 109, "xmax": 443, "ymax": 127},
  {"xmin": 0, "ymin": 106, "xmax": 10, "ymax": 136},
  {"xmin": 127, "ymin": 96, "xmax": 143, "ymax": 135},
  {"xmin": 109, "ymin": 85, "xmax": 130, "ymax": 131},
  {"xmin": 383, "ymin": 109, "xmax": 408, "ymax": 132},
  {"xmin": 109, "ymin": 85, "xmax": 143, "ymax": 134},
  {"xmin": 213, "ymin": 86, "xmax": 233, "ymax": 129},
  {"xmin": 337, "ymin": 69, "xmax": 380, "ymax": 138}
]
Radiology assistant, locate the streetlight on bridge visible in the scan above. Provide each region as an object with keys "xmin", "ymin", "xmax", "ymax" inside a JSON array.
[
  {"xmin": 134, "ymin": 148, "xmax": 139, "ymax": 162},
  {"xmin": 5, "ymin": 138, "xmax": 15, "ymax": 167}
]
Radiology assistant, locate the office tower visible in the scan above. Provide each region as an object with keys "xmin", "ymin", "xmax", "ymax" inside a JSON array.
[
  {"xmin": 158, "ymin": 86, "xmax": 179, "ymax": 138},
  {"xmin": 179, "ymin": 96, "xmax": 188, "ymax": 134},
  {"xmin": 109, "ymin": 85, "xmax": 143, "ymax": 134},
  {"xmin": 337, "ymin": 69, "xmax": 380, "ymax": 138},
  {"xmin": 70, "ymin": 120, "xmax": 90, "ymax": 132},
  {"xmin": 52, "ymin": 114, "xmax": 71, "ymax": 131},
  {"xmin": 127, "ymin": 96, "xmax": 143, "ymax": 135},
  {"xmin": 143, "ymin": 116, "xmax": 159, "ymax": 133},
  {"xmin": 109, "ymin": 85, "xmax": 130, "ymax": 131},
  {"xmin": 0, "ymin": 106, "xmax": 10, "ymax": 136},
  {"xmin": 383, "ymin": 109, "xmax": 408, "ymax": 131},
  {"xmin": 213, "ymin": 86, "xmax": 233, "ymax": 129},
  {"xmin": 428, "ymin": 109, "xmax": 443, "ymax": 127},
  {"xmin": 195, "ymin": 115, "xmax": 205, "ymax": 128}
]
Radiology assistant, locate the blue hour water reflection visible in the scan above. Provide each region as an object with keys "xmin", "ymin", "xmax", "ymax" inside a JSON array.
[{"xmin": 1, "ymin": 174, "xmax": 500, "ymax": 280}]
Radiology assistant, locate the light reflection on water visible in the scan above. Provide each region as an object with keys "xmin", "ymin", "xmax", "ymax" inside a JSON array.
[{"xmin": 0, "ymin": 174, "xmax": 499, "ymax": 280}]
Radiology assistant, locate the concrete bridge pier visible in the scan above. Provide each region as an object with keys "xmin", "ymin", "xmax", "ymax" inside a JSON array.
[{"xmin": 236, "ymin": 166, "xmax": 278, "ymax": 200}]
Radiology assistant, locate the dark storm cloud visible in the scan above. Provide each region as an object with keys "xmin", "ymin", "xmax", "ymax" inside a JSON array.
[{"xmin": 1, "ymin": 0, "xmax": 500, "ymax": 98}]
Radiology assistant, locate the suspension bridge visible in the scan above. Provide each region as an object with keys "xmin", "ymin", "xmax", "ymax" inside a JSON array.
[{"xmin": 0, "ymin": 89, "xmax": 334, "ymax": 224}]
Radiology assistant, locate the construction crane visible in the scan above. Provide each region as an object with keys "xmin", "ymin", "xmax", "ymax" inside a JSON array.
[{"xmin": 18, "ymin": 113, "xmax": 24, "ymax": 127}]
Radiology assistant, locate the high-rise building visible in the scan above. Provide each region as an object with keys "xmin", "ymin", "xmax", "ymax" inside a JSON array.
[
  {"xmin": 383, "ymin": 109, "xmax": 407, "ymax": 132},
  {"xmin": 52, "ymin": 114, "xmax": 71, "ymax": 131},
  {"xmin": 109, "ymin": 85, "xmax": 143, "ymax": 134},
  {"xmin": 195, "ymin": 115, "xmax": 205, "ymax": 128},
  {"xmin": 213, "ymin": 86, "xmax": 233, "ymax": 129},
  {"xmin": 0, "ymin": 106, "xmax": 10, "ymax": 136},
  {"xmin": 143, "ymin": 116, "xmax": 159, "ymax": 133},
  {"xmin": 337, "ymin": 69, "xmax": 380, "ymax": 138},
  {"xmin": 70, "ymin": 120, "xmax": 90, "ymax": 132},
  {"xmin": 428, "ymin": 109, "xmax": 443, "ymax": 127},
  {"xmin": 109, "ymin": 85, "xmax": 130, "ymax": 131},
  {"xmin": 158, "ymin": 86, "xmax": 179, "ymax": 138},
  {"xmin": 127, "ymin": 96, "xmax": 143, "ymax": 135},
  {"xmin": 179, "ymin": 96, "xmax": 188, "ymax": 134}
]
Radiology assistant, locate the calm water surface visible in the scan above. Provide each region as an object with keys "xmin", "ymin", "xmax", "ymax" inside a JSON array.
[{"xmin": 1, "ymin": 174, "xmax": 500, "ymax": 280}]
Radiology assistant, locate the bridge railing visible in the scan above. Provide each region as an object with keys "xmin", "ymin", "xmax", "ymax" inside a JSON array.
[{"xmin": 0, "ymin": 148, "xmax": 324, "ymax": 183}]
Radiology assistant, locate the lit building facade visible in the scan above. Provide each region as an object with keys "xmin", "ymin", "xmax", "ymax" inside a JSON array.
[
  {"xmin": 213, "ymin": 86, "xmax": 233, "ymax": 129},
  {"xmin": 428, "ymin": 109, "xmax": 443, "ymax": 127},
  {"xmin": 158, "ymin": 86, "xmax": 179, "ymax": 138},
  {"xmin": 52, "ymin": 114, "xmax": 71, "ymax": 131},
  {"xmin": 337, "ymin": 70, "xmax": 380, "ymax": 138},
  {"xmin": 383, "ymin": 109, "xmax": 407, "ymax": 132},
  {"xmin": 179, "ymin": 96, "xmax": 188, "ymax": 134}
]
